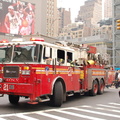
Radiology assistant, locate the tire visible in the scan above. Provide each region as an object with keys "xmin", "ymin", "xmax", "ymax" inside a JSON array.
[
  {"xmin": 98, "ymin": 80, "xmax": 105, "ymax": 94},
  {"xmin": 51, "ymin": 81, "xmax": 63, "ymax": 107},
  {"xmin": 89, "ymin": 80, "xmax": 98, "ymax": 96},
  {"xmin": 8, "ymin": 95, "xmax": 20, "ymax": 104}
]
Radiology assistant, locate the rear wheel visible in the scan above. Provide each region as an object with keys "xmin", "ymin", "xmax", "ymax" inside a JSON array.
[
  {"xmin": 8, "ymin": 95, "xmax": 20, "ymax": 104},
  {"xmin": 51, "ymin": 81, "xmax": 63, "ymax": 107},
  {"xmin": 98, "ymin": 80, "xmax": 105, "ymax": 94},
  {"xmin": 89, "ymin": 80, "xmax": 98, "ymax": 96}
]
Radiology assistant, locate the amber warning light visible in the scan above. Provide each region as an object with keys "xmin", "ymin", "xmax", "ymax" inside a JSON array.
[
  {"xmin": 30, "ymin": 38, "xmax": 44, "ymax": 42},
  {"xmin": 0, "ymin": 39, "xmax": 9, "ymax": 43}
]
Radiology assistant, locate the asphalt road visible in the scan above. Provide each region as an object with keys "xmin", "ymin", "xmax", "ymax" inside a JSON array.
[{"xmin": 0, "ymin": 87, "xmax": 120, "ymax": 120}]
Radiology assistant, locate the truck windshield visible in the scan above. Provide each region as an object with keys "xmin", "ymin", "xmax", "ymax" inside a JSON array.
[
  {"xmin": 0, "ymin": 44, "xmax": 42, "ymax": 63},
  {"xmin": 0, "ymin": 45, "xmax": 12, "ymax": 62},
  {"xmin": 13, "ymin": 44, "xmax": 39, "ymax": 62}
]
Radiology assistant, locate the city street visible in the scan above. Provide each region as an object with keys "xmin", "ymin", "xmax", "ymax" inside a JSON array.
[
  {"xmin": 0, "ymin": 87, "xmax": 120, "ymax": 120},
  {"xmin": 0, "ymin": 0, "xmax": 119, "ymax": 120}
]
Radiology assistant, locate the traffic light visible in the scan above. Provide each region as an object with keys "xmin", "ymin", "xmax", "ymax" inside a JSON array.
[{"xmin": 116, "ymin": 19, "xmax": 120, "ymax": 30}]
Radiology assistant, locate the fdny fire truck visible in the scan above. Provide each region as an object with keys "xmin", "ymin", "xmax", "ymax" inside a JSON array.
[{"xmin": 0, "ymin": 38, "xmax": 115, "ymax": 107}]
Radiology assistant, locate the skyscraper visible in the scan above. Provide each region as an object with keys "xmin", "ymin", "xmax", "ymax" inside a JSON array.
[
  {"xmin": 76, "ymin": 0, "xmax": 102, "ymax": 27},
  {"xmin": 46, "ymin": 0, "xmax": 58, "ymax": 37},
  {"xmin": 102, "ymin": 0, "xmax": 112, "ymax": 19},
  {"xmin": 58, "ymin": 8, "xmax": 71, "ymax": 34}
]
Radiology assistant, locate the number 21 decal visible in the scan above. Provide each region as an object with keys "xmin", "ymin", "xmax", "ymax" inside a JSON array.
[{"xmin": 3, "ymin": 84, "xmax": 8, "ymax": 91}]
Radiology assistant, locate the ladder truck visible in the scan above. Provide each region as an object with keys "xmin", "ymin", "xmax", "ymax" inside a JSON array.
[{"xmin": 0, "ymin": 38, "xmax": 115, "ymax": 107}]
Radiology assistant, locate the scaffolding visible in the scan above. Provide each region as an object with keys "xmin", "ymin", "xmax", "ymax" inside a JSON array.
[{"xmin": 112, "ymin": 0, "xmax": 120, "ymax": 69}]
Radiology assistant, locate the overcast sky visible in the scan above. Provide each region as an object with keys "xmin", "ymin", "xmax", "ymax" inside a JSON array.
[{"xmin": 57, "ymin": 0, "xmax": 86, "ymax": 22}]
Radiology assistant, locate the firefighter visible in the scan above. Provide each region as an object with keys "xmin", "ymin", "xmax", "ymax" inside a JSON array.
[
  {"xmin": 67, "ymin": 56, "xmax": 71, "ymax": 63},
  {"xmin": 45, "ymin": 57, "xmax": 52, "ymax": 64},
  {"xmin": 15, "ymin": 48, "xmax": 31, "ymax": 62},
  {"xmin": 58, "ymin": 58, "xmax": 64, "ymax": 65},
  {"xmin": 70, "ymin": 59, "xmax": 79, "ymax": 67},
  {"xmin": 87, "ymin": 59, "xmax": 95, "ymax": 65}
]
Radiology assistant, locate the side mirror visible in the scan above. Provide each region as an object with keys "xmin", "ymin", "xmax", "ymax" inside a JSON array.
[{"xmin": 45, "ymin": 47, "xmax": 50, "ymax": 58}]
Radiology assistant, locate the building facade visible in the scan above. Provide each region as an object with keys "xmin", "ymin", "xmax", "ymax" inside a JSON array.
[
  {"xmin": 58, "ymin": 22, "xmax": 84, "ymax": 40},
  {"xmin": 75, "ymin": 0, "xmax": 102, "ymax": 37},
  {"xmin": 76, "ymin": 0, "xmax": 102, "ymax": 26},
  {"xmin": 103, "ymin": 0, "xmax": 112, "ymax": 19},
  {"xmin": 58, "ymin": 8, "xmax": 71, "ymax": 34}
]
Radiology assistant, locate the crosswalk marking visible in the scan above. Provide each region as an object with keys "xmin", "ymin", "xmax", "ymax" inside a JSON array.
[
  {"xmin": 36, "ymin": 112, "xmax": 70, "ymax": 120},
  {"xmin": 54, "ymin": 109, "xmax": 106, "ymax": 120},
  {"xmin": 70, "ymin": 107, "xmax": 120, "ymax": 118},
  {"xmin": 97, "ymin": 104, "xmax": 120, "ymax": 109},
  {"xmin": 0, "ymin": 102, "xmax": 120, "ymax": 120},
  {"xmin": 15, "ymin": 114, "xmax": 39, "ymax": 120},
  {"xmin": 0, "ymin": 118, "xmax": 6, "ymax": 120},
  {"xmin": 82, "ymin": 105, "xmax": 120, "ymax": 113},
  {"xmin": 109, "ymin": 103, "xmax": 120, "ymax": 106}
]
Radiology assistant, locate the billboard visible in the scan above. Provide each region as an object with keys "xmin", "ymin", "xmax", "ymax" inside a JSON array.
[{"xmin": 0, "ymin": 0, "xmax": 35, "ymax": 35}]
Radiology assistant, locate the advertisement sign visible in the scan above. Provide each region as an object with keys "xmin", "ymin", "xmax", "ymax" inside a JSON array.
[{"xmin": 0, "ymin": 0, "xmax": 35, "ymax": 35}]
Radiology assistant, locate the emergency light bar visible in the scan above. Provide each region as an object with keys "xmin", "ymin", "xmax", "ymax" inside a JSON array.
[
  {"xmin": 30, "ymin": 37, "xmax": 44, "ymax": 42},
  {"xmin": 0, "ymin": 39, "xmax": 9, "ymax": 43},
  {"xmin": 11, "ymin": 38, "xmax": 24, "ymax": 42}
]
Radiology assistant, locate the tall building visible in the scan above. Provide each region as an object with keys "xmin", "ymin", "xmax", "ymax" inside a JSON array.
[
  {"xmin": 46, "ymin": 0, "xmax": 58, "ymax": 37},
  {"xmin": 76, "ymin": 0, "xmax": 102, "ymax": 26},
  {"xmin": 29, "ymin": 0, "xmax": 58, "ymax": 37},
  {"xmin": 75, "ymin": 0, "xmax": 102, "ymax": 37},
  {"xmin": 103, "ymin": 0, "xmax": 112, "ymax": 19},
  {"xmin": 58, "ymin": 22, "xmax": 84, "ymax": 40},
  {"xmin": 58, "ymin": 8, "xmax": 71, "ymax": 34}
]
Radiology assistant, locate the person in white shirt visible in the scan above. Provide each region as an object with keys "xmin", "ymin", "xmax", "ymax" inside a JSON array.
[{"xmin": 4, "ymin": 6, "xmax": 20, "ymax": 34}]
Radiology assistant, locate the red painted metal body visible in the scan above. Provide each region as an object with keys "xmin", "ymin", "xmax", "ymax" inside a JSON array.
[
  {"xmin": 0, "ymin": 39, "xmax": 115, "ymax": 104},
  {"xmin": 0, "ymin": 63, "xmax": 115, "ymax": 101}
]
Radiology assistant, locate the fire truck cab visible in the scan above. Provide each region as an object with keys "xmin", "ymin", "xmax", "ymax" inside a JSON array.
[{"xmin": 0, "ymin": 38, "xmax": 115, "ymax": 107}]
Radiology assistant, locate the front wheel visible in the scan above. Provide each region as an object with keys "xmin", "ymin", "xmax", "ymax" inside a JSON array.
[
  {"xmin": 51, "ymin": 81, "xmax": 63, "ymax": 107},
  {"xmin": 8, "ymin": 95, "xmax": 20, "ymax": 104},
  {"xmin": 89, "ymin": 80, "xmax": 98, "ymax": 96}
]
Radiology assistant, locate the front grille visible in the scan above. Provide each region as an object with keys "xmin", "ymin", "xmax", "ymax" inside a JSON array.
[{"xmin": 3, "ymin": 66, "xmax": 19, "ymax": 78}]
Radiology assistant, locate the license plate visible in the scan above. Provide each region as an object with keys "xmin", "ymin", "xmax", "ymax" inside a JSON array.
[{"xmin": 9, "ymin": 85, "xmax": 14, "ymax": 90}]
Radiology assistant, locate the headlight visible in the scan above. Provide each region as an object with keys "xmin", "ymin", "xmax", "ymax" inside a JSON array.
[
  {"xmin": 0, "ymin": 78, "xmax": 3, "ymax": 82},
  {"xmin": 22, "ymin": 70, "xmax": 30, "ymax": 75}
]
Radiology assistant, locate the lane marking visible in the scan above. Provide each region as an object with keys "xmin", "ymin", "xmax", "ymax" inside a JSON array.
[
  {"xmin": 54, "ymin": 109, "xmax": 106, "ymax": 120},
  {"xmin": 70, "ymin": 107, "xmax": 120, "ymax": 118},
  {"xmin": 81, "ymin": 105, "xmax": 120, "ymax": 113},
  {"xmin": 97, "ymin": 104, "xmax": 120, "ymax": 109},
  {"xmin": 36, "ymin": 112, "xmax": 70, "ymax": 120},
  {"xmin": 0, "ymin": 102, "xmax": 120, "ymax": 120},
  {"xmin": 109, "ymin": 103, "xmax": 120, "ymax": 106},
  {"xmin": 15, "ymin": 114, "xmax": 39, "ymax": 120},
  {"xmin": 0, "ymin": 118, "xmax": 6, "ymax": 120}
]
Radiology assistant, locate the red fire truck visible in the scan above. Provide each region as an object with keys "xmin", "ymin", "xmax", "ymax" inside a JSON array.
[{"xmin": 0, "ymin": 38, "xmax": 115, "ymax": 107}]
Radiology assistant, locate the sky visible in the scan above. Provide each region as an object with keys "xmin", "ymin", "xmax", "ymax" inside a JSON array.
[{"xmin": 57, "ymin": 0, "xmax": 87, "ymax": 22}]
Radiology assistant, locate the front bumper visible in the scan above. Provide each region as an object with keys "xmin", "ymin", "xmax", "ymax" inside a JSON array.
[{"xmin": 0, "ymin": 83, "xmax": 33, "ymax": 96}]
